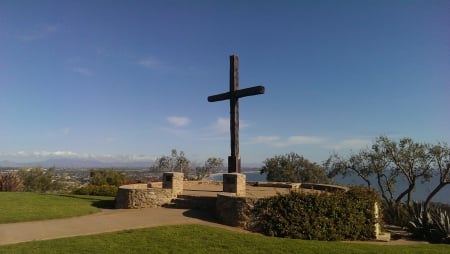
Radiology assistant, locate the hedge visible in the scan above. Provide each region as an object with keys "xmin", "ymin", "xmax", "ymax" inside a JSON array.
[
  {"xmin": 250, "ymin": 187, "xmax": 380, "ymax": 241},
  {"xmin": 73, "ymin": 185, "xmax": 118, "ymax": 197}
]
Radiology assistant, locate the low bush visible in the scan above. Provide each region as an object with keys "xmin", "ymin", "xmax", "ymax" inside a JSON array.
[
  {"xmin": 89, "ymin": 169, "xmax": 126, "ymax": 187},
  {"xmin": 383, "ymin": 202, "xmax": 411, "ymax": 227},
  {"xmin": 73, "ymin": 185, "xmax": 118, "ymax": 197},
  {"xmin": 250, "ymin": 187, "xmax": 380, "ymax": 241},
  {"xmin": 18, "ymin": 167, "xmax": 61, "ymax": 192},
  {"xmin": 0, "ymin": 172, "xmax": 23, "ymax": 191}
]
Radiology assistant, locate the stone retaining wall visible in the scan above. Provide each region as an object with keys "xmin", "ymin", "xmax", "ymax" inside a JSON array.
[
  {"xmin": 216, "ymin": 193, "xmax": 257, "ymax": 228},
  {"xmin": 115, "ymin": 184, "xmax": 173, "ymax": 209}
]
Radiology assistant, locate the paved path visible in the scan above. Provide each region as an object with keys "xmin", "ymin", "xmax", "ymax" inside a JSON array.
[{"xmin": 0, "ymin": 207, "xmax": 243, "ymax": 246}]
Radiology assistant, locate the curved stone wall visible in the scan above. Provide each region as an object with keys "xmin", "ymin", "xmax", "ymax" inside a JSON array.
[
  {"xmin": 216, "ymin": 193, "xmax": 257, "ymax": 228},
  {"xmin": 115, "ymin": 184, "xmax": 173, "ymax": 209}
]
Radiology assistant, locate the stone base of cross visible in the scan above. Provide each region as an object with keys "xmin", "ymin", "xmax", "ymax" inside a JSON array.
[{"xmin": 223, "ymin": 173, "xmax": 246, "ymax": 196}]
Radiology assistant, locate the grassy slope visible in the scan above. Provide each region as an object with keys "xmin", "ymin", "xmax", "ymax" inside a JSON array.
[
  {"xmin": 0, "ymin": 225, "xmax": 448, "ymax": 254},
  {"xmin": 0, "ymin": 192, "xmax": 114, "ymax": 223}
]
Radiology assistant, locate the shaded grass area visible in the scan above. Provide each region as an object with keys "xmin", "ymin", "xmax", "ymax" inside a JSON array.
[
  {"xmin": 0, "ymin": 192, "xmax": 115, "ymax": 223},
  {"xmin": 0, "ymin": 225, "xmax": 448, "ymax": 254}
]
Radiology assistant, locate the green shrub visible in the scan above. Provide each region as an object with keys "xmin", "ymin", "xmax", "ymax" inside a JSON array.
[
  {"xmin": 73, "ymin": 185, "xmax": 118, "ymax": 197},
  {"xmin": 408, "ymin": 202, "xmax": 450, "ymax": 244},
  {"xmin": 382, "ymin": 201, "xmax": 411, "ymax": 227},
  {"xmin": 250, "ymin": 187, "xmax": 379, "ymax": 241},
  {"xmin": 18, "ymin": 167, "xmax": 61, "ymax": 192},
  {"xmin": 89, "ymin": 169, "xmax": 125, "ymax": 187}
]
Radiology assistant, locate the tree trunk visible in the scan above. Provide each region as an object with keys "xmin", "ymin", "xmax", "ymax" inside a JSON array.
[
  {"xmin": 376, "ymin": 173, "xmax": 390, "ymax": 205},
  {"xmin": 424, "ymin": 182, "xmax": 449, "ymax": 208},
  {"xmin": 395, "ymin": 183, "xmax": 415, "ymax": 205}
]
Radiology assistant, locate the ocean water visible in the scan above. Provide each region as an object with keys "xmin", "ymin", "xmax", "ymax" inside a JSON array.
[
  {"xmin": 209, "ymin": 171, "xmax": 449, "ymax": 204},
  {"xmin": 209, "ymin": 171, "xmax": 267, "ymax": 182}
]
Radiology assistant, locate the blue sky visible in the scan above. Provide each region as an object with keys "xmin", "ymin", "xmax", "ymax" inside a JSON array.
[{"xmin": 0, "ymin": 0, "xmax": 449, "ymax": 165}]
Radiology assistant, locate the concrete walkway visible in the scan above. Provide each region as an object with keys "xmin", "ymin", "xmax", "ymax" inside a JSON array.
[{"xmin": 0, "ymin": 207, "xmax": 243, "ymax": 246}]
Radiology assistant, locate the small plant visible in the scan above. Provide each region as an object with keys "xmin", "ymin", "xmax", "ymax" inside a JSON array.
[
  {"xmin": 433, "ymin": 207, "xmax": 450, "ymax": 243},
  {"xmin": 408, "ymin": 202, "xmax": 450, "ymax": 243}
]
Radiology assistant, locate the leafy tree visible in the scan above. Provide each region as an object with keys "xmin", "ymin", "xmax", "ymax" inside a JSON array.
[
  {"xmin": 195, "ymin": 157, "xmax": 224, "ymax": 180},
  {"xmin": 329, "ymin": 135, "xmax": 449, "ymax": 208},
  {"xmin": 329, "ymin": 140, "xmax": 396, "ymax": 207},
  {"xmin": 151, "ymin": 149, "xmax": 190, "ymax": 174},
  {"xmin": 18, "ymin": 167, "xmax": 58, "ymax": 192},
  {"xmin": 89, "ymin": 169, "xmax": 125, "ymax": 187},
  {"xmin": 425, "ymin": 143, "xmax": 450, "ymax": 208},
  {"xmin": 384, "ymin": 136, "xmax": 431, "ymax": 205},
  {"xmin": 260, "ymin": 152, "xmax": 331, "ymax": 183}
]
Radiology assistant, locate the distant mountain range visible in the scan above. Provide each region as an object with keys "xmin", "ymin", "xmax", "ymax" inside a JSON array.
[{"xmin": 0, "ymin": 158, "xmax": 155, "ymax": 169}]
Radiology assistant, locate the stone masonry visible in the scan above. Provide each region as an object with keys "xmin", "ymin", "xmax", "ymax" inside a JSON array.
[
  {"xmin": 223, "ymin": 173, "xmax": 246, "ymax": 196},
  {"xmin": 162, "ymin": 172, "xmax": 184, "ymax": 197},
  {"xmin": 115, "ymin": 184, "xmax": 173, "ymax": 209}
]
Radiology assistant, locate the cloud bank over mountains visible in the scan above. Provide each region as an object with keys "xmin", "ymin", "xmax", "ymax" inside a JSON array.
[{"xmin": 0, "ymin": 150, "xmax": 155, "ymax": 168}]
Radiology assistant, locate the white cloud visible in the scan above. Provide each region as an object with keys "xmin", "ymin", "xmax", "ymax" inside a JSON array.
[
  {"xmin": 19, "ymin": 24, "xmax": 61, "ymax": 41},
  {"xmin": 212, "ymin": 117, "xmax": 229, "ymax": 133},
  {"xmin": 0, "ymin": 151, "xmax": 156, "ymax": 162},
  {"xmin": 210, "ymin": 117, "xmax": 250, "ymax": 133},
  {"xmin": 249, "ymin": 136, "xmax": 280, "ymax": 144},
  {"xmin": 5, "ymin": 150, "xmax": 79, "ymax": 158},
  {"xmin": 286, "ymin": 136, "xmax": 326, "ymax": 145},
  {"xmin": 327, "ymin": 138, "xmax": 372, "ymax": 150},
  {"xmin": 160, "ymin": 127, "xmax": 191, "ymax": 137},
  {"xmin": 48, "ymin": 127, "xmax": 72, "ymax": 137},
  {"xmin": 71, "ymin": 67, "xmax": 93, "ymax": 76},
  {"xmin": 167, "ymin": 116, "xmax": 190, "ymax": 127},
  {"xmin": 139, "ymin": 57, "xmax": 161, "ymax": 69},
  {"xmin": 246, "ymin": 135, "xmax": 326, "ymax": 147},
  {"xmin": 62, "ymin": 128, "xmax": 71, "ymax": 135}
]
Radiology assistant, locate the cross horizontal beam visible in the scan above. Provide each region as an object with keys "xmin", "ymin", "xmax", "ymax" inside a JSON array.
[{"xmin": 207, "ymin": 85, "xmax": 265, "ymax": 102}]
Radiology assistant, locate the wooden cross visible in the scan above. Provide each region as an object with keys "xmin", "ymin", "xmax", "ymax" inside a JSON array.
[{"xmin": 208, "ymin": 55, "xmax": 265, "ymax": 173}]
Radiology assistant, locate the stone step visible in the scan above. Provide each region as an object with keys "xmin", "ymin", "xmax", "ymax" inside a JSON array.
[{"xmin": 164, "ymin": 195, "xmax": 217, "ymax": 210}]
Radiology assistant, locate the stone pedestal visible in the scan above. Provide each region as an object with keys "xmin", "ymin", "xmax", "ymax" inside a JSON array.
[
  {"xmin": 223, "ymin": 173, "xmax": 246, "ymax": 196},
  {"xmin": 162, "ymin": 172, "xmax": 184, "ymax": 197}
]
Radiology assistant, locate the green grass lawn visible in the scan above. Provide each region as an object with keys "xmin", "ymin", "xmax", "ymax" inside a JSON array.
[
  {"xmin": 0, "ymin": 192, "xmax": 115, "ymax": 223},
  {"xmin": 0, "ymin": 225, "xmax": 448, "ymax": 254}
]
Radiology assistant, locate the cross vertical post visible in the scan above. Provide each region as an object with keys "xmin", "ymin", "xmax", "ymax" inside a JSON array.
[
  {"xmin": 229, "ymin": 55, "xmax": 240, "ymax": 173},
  {"xmin": 208, "ymin": 55, "xmax": 265, "ymax": 174}
]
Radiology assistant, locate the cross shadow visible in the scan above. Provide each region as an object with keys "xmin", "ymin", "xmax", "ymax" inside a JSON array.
[
  {"xmin": 181, "ymin": 209, "xmax": 218, "ymax": 224},
  {"xmin": 91, "ymin": 199, "xmax": 116, "ymax": 209}
]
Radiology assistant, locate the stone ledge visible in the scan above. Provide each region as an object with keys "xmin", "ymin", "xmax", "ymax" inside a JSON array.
[
  {"xmin": 253, "ymin": 182, "xmax": 348, "ymax": 192},
  {"xmin": 118, "ymin": 183, "xmax": 150, "ymax": 190},
  {"xmin": 253, "ymin": 182, "xmax": 300, "ymax": 189},
  {"xmin": 115, "ymin": 185, "xmax": 173, "ymax": 209},
  {"xmin": 299, "ymin": 183, "xmax": 349, "ymax": 192}
]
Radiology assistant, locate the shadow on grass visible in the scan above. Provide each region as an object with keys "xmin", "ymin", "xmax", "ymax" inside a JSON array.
[{"xmin": 56, "ymin": 194, "xmax": 116, "ymax": 209}]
